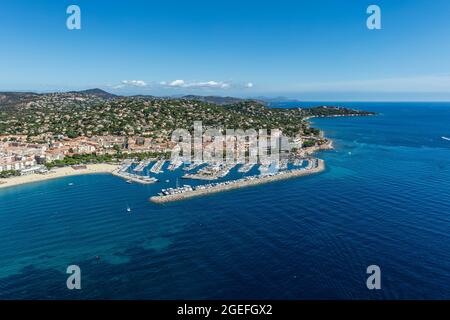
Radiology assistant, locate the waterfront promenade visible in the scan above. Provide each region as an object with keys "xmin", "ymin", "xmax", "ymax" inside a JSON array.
[{"xmin": 150, "ymin": 159, "xmax": 325, "ymax": 203}]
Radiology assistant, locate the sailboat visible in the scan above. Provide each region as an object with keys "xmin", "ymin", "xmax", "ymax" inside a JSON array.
[{"xmin": 126, "ymin": 206, "xmax": 132, "ymax": 213}]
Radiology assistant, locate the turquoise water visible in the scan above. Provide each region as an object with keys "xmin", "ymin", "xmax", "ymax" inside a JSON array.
[{"xmin": 0, "ymin": 102, "xmax": 449, "ymax": 299}]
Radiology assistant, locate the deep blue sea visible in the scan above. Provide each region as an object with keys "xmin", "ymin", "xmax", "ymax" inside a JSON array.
[{"xmin": 0, "ymin": 102, "xmax": 449, "ymax": 299}]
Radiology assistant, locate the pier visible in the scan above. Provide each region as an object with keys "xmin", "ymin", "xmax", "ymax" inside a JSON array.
[
  {"xmin": 112, "ymin": 170, "xmax": 158, "ymax": 184},
  {"xmin": 280, "ymin": 159, "xmax": 289, "ymax": 170},
  {"xmin": 238, "ymin": 163, "xmax": 256, "ymax": 173},
  {"xmin": 168, "ymin": 158, "xmax": 183, "ymax": 171},
  {"xmin": 119, "ymin": 161, "xmax": 133, "ymax": 172},
  {"xmin": 150, "ymin": 159, "xmax": 325, "ymax": 203},
  {"xmin": 183, "ymin": 162, "xmax": 204, "ymax": 172},
  {"xmin": 150, "ymin": 159, "xmax": 165, "ymax": 174},
  {"xmin": 134, "ymin": 159, "xmax": 152, "ymax": 172}
]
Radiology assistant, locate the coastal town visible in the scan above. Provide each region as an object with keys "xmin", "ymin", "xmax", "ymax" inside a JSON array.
[
  {"xmin": 0, "ymin": 133, "xmax": 172, "ymax": 175},
  {"xmin": 0, "ymin": 89, "xmax": 374, "ymax": 197}
]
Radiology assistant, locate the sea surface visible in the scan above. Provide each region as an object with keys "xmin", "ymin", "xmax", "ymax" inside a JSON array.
[{"xmin": 0, "ymin": 102, "xmax": 449, "ymax": 299}]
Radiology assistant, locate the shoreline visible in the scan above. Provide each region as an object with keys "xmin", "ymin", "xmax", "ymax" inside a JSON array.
[
  {"xmin": 0, "ymin": 164, "xmax": 118, "ymax": 190},
  {"xmin": 150, "ymin": 159, "xmax": 325, "ymax": 203},
  {"xmin": 300, "ymin": 113, "xmax": 351, "ymax": 155}
]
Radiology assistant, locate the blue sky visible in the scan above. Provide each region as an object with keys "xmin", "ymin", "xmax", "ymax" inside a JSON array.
[{"xmin": 1, "ymin": 0, "xmax": 450, "ymax": 100}]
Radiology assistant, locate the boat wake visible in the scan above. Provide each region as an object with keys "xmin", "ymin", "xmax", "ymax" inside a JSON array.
[{"xmin": 442, "ymin": 136, "xmax": 450, "ymax": 141}]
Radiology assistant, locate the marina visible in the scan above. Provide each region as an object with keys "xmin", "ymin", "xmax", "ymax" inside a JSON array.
[
  {"xmin": 183, "ymin": 163, "xmax": 235, "ymax": 180},
  {"xmin": 150, "ymin": 159, "xmax": 324, "ymax": 203},
  {"xmin": 112, "ymin": 169, "xmax": 158, "ymax": 184}
]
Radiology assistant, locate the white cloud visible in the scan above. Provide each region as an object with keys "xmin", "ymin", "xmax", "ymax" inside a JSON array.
[
  {"xmin": 167, "ymin": 79, "xmax": 187, "ymax": 87},
  {"xmin": 121, "ymin": 80, "xmax": 148, "ymax": 87},
  {"xmin": 160, "ymin": 80, "xmax": 255, "ymax": 90},
  {"xmin": 111, "ymin": 79, "xmax": 254, "ymax": 91},
  {"xmin": 166, "ymin": 79, "xmax": 229, "ymax": 89}
]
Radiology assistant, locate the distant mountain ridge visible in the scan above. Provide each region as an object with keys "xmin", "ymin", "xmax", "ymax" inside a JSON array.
[
  {"xmin": 0, "ymin": 88, "xmax": 305, "ymax": 106},
  {"xmin": 0, "ymin": 89, "xmax": 261, "ymax": 105},
  {"xmin": 0, "ymin": 88, "xmax": 375, "ymax": 139},
  {"xmin": 0, "ymin": 92, "xmax": 41, "ymax": 108},
  {"xmin": 68, "ymin": 88, "xmax": 118, "ymax": 99}
]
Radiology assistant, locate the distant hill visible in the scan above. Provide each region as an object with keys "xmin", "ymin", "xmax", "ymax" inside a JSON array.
[
  {"xmin": 1, "ymin": 90, "xmax": 267, "ymax": 105},
  {"xmin": 0, "ymin": 92, "xmax": 41, "ymax": 108},
  {"xmin": 0, "ymin": 89, "xmax": 375, "ymax": 138},
  {"xmin": 69, "ymin": 88, "xmax": 118, "ymax": 99},
  {"xmin": 130, "ymin": 94, "xmax": 155, "ymax": 98}
]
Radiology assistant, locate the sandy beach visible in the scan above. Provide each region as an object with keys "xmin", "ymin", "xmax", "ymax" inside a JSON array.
[{"xmin": 0, "ymin": 164, "xmax": 118, "ymax": 190}]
